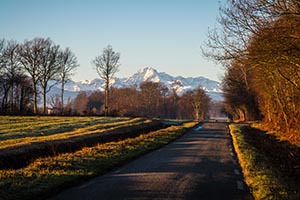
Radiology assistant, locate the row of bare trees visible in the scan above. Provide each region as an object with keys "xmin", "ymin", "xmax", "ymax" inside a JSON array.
[
  {"xmin": 1, "ymin": 38, "xmax": 211, "ymax": 119},
  {"xmin": 0, "ymin": 38, "xmax": 78, "ymax": 114},
  {"xmin": 71, "ymin": 82, "xmax": 211, "ymax": 120},
  {"xmin": 205, "ymin": 0, "xmax": 300, "ymax": 140}
]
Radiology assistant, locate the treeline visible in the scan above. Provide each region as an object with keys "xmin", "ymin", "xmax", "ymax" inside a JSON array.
[
  {"xmin": 0, "ymin": 37, "xmax": 211, "ymax": 120},
  {"xmin": 70, "ymin": 82, "xmax": 211, "ymax": 120},
  {"xmin": 205, "ymin": 0, "xmax": 300, "ymax": 141},
  {"xmin": 0, "ymin": 37, "xmax": 78, "ymax": 115}
]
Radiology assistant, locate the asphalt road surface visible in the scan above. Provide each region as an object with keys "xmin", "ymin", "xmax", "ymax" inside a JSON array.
[{"xmin": 50, "ymin": 122, "xmax": 252, "ymax": 200}]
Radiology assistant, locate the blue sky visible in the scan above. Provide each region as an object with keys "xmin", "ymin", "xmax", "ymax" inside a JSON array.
[{"xmin": 0, "ymin": 0, "xmax": 225, "ymax": 81}]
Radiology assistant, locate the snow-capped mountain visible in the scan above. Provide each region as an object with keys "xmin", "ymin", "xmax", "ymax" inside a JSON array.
[{"xmin": 50, "ymin": 67, "xmax": 223, "ymax": 101}]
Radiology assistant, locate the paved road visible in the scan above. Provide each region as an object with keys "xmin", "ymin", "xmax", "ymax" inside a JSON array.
[{"xmin": 50, "ymin": 122, "xmax": 252, "ymax": 200}]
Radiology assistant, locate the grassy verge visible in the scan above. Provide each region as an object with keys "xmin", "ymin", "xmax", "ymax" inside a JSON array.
[
  {"xmin": 0, "ymin": 121, "xmax": 197, "ymax": 200},
  {"xmin": 229, "ymin": 123, "xmax": 300, "ymax": 200}
]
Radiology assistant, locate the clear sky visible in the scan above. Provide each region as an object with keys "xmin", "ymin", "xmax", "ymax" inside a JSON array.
[{"xmin": 0, "ymin": 0, "xmax": 225, "ymax": 81}]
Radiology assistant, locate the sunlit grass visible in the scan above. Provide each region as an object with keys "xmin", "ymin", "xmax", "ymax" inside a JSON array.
[
  {"xmin": 0, "ymin": 117, "xmax": 142, "ymax": 149},
  {"xmin": 0, "ymin": 121, "xmax": 197, "ymax": 200},
  {"xmin": 229, "ymin": 124, "xmax": 299, "ymax": 200},
  {"xmin": 0, "ymin": 116, "xmax": 127, "ymax": 139},
  {"xmin": 0, "ymin": 117, "xmax": 163, "ymax": 170}
]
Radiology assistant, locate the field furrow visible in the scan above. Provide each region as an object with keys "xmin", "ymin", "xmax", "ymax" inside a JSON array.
[
  {"xmin": 0, "ymin": 116, "xmax": 165, "ymax": 169},
  {"xmin": 0, "ymin": 118, "xmax": 143, "ymax": 148},
  {"xmin": 0, "ymin": 117, "xmax": 126, "ymax": 138}
]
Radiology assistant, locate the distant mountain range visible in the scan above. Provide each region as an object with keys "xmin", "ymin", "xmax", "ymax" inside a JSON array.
[{"xmin": 49, "ymin": 67, "xmax": 223, "ymax": 101}]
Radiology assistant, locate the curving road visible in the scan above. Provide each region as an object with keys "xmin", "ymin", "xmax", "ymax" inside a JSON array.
[{"xmin": 50, "ymin": 122, "xmax": 252, "ymax": 200}]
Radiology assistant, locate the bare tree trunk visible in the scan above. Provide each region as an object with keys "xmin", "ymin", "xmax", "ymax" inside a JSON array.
[
  {"xmin": 10, "ymin": 83, "xmax": 14, "ymax": 113},
  {"xmin": 33, "ymin": 84, "xmax": 38, "ymax": 114},
  {"xmin": 59, "ymin": 47, "xmax": 78, "ymax": 115},
  {"xmin": 20, "ymin": 86, "xmax": 24, "ymax": 113},
  {"xmin": 2, "ymin": 90, "xmax": 9, "ymax": 113},
  {"xmin": 105, "ymin": 80, "xmax": 109, "ymax": 116},
  {"xmin": 61, "ymin": 81, "xmax": 64, "ymax": 115},
  {"xmin": 43, "ymin": 86, "xmax": 47, "ymax": 114}
]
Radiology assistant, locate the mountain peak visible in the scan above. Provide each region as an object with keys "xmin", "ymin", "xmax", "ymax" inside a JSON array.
[
  {"xmin": 129, "ymin": 67, "xmax": 161, "ymax": 83},
  {"xmin": 51, "ymin": 67, "xmax": 223, "ymax": 101},
  {"xmin": 138, "ymin": 67, "xmax": 156, "ymax": 74},
  {"xmin": 124, "ymin": 67, "xmax": 221, "ymax": 96},
  {"xmin": 143, "ymin": 67, "xmax": 159, "ymax": 82}
]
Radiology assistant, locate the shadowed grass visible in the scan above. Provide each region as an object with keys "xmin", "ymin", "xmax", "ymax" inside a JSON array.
[
  {"xmin": 0, "ymin": 121, "xmax": 197, "ymax": 200},
  {"xmin": 230, "ymin": 123, "xmax": 300, "ymax": 200}
]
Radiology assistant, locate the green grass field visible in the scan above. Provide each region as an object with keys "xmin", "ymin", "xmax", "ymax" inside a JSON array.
[
  {"xmin": 0, "ymin": 116, "xmax": 138, "ymax": 148},
  {"xmin": 0, "ymin": 116, "xmax": 164, "ymax": 169},
  {"xmin": 0, "ymin": 116, "xmax": 197, "ymax": 200}
]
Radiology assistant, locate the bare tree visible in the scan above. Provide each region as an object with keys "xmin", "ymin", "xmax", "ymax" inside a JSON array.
[
  {"xmin": 92, "ymin": 45, "xmax": 120, "ymax": 116},
  {"xmin": 17, "ymin": 74, "xmax": 33, "ymax": 114},
  {"xmin": 18, "ymin": 37, "xmax": 63, "ymax": 114},
  {"xmin": 58, "ymin": 47, "xmax": 78, "ymax": 114},
  {"xmin": 72, "ymin": 91, "xmax": 88, "ymax": 115},
  {"xmin": 109, "ymin": 87, "xmax": 139, "ymax": 117},
  {"xmin": 87, "ymin": 91, "xmax": 104, "ymax": 115},
  {"xmin": 47, "ymin": 94, "xmax": 61, "ymax": 115},
  {"xmin": 18, "ymin": 38, "xmax": 45, "ymax": 114},
  {"xmin": 203, "ymin": 0, "xmax": 277, "ymax": 64},
  {"xmin": 0, "ymin": 38, "xmax": 79, "ymax": 115},
  {"xmin": 0, "ymin": 39, "xmax": 6, "ymax": 113},
  {"xmin": 0, "ymin": 39, "xmax": 5, "ymax": 68},
  {"xmin": 0, "ymin": 39, "xmax": 35, "ymax": 114},
  {"xmin": 191, "ymin": 88, "xmax": 211, "ymax": 121},
  {"xmin": 139, "ymin": 81, "xmax": 167, "ymax": 117},
  {"xmin": 2, "ymin": 40, "xmax": 22, "ymax": 113},
  {"xmin": 0, "ymin": 74, "xmax": 10, "ymax": 112},
  {"xmin": 38, "ymin": 39, "xmax": 62, "ymax": 114}
]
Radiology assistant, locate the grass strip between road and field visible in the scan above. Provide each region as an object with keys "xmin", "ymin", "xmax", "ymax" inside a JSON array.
[
  {"xmin": 0, "ymin": 121, "xmax": 197, "ymax": 200},
  {"xmin": 229, "ymin": 123, "xmax": 299, "ymax": 200}
]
